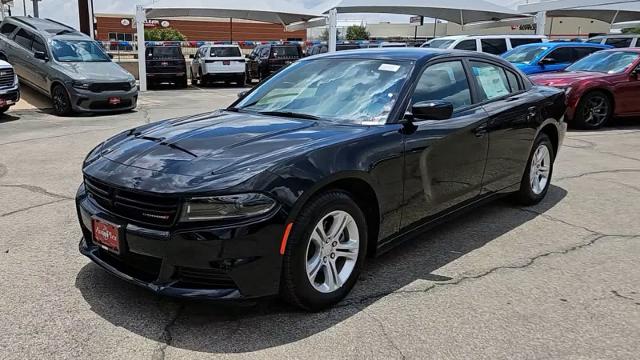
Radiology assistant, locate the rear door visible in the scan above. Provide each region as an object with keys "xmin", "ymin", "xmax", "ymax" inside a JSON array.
[
  {"xmin": 10, "ymin": 28, "xmax": 35, "ymax": 85},
  {"xmin": 480, "ymin": 38, "xmax": 508, "ymax": 55},
  {"xmin": 605, "ymin": 37, "xmax": 633, "ymax": 48},
  {"xmin": 205, "ymin": 46, "xmax": 244, "ymax": 74},
  {"xmin": 401, "ymin": 59, "xmax": 489, "ymax": 229},
  {"xmin": 468, "ymin": 59, "xmax": 541, "ymax": 193}
]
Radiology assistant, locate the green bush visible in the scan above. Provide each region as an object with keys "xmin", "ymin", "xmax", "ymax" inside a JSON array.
[
  {"xmin": 144, "ymin": 27, "xmax": 187, "ymax": 41},
  {"xmin": 345, "ymin": 25, "xmax": 370, "ymax": 40}
]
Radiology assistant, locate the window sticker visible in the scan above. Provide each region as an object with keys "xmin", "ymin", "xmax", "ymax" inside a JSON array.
[
  {"xmin": 476, "ymin": 67, "xmax": 509, "ymax": 99},
  {"xmin": 379, "ymin": 64, "xmax": 401, "ymax": 72}
]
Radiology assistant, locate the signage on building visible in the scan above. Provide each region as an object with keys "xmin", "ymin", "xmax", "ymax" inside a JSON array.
[
  {"xmin": 120, "ymin": 18, "xmax": 131, "ymax": 27},
  {"xmin": 140, "ymin": 19, "xmax": 171, "ymax": 28},
  {"xmin": 511, "ymin": 24, "xmax": 537, "ymax": 31},
  {"xmin": 410, "ymin": 16, "xmax": 424, "ymax": 26}
]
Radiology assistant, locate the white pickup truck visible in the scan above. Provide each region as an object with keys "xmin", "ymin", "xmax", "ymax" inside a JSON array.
[{"xmin": 0, "ymin": 59, "xmax": 19, "ymax": 113}]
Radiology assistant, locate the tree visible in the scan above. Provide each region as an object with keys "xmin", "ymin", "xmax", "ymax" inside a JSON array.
[
  {"xmin": 144, "ymin": 27, "xmax": 187, "ymax": 41},
  {"xmin": 345, "ymin": 25, "xmax": 370, "ymax": 40},
  {"xmin": 319, "ymin": 28, "xmax": 341, "ymax": 41}
]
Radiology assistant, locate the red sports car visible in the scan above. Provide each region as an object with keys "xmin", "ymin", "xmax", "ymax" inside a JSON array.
[{"xmin": 530, "ymin": 49, "xmax": 640, "ymax": 129}]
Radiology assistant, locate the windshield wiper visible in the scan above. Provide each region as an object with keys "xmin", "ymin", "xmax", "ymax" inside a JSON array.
[{"xmin": 258, "ymin": 111, "xmax": 320, "ymax": 120}]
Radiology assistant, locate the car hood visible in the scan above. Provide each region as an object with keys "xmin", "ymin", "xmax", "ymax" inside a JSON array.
[
  {"xmin": 91, "ymin": 110, "xmax": 368, "ymax": 180},
  {"xmin": 529, "ymin": 71, "xmax": 609, "ymax": 87},
  {"xmin": 513, "ymin": 63, "xmax": 543, "ymax": 75},
  {"xmin": 54, "ymin": 61, "xmax": 133, "ymax": 81}
]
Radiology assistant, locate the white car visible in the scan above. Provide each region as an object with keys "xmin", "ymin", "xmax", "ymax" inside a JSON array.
[
  {"xmin": 190, "ymin": 45, "xmax": 246, "ymax": 86},
  {"xmin": 585, "ymin": 34, "xmax": 639, "ymax": 48},
  {"xmin": 0, "ymin": 59, "xmax": 19, "ymax": 114},
  {"xmin": 421, "ymin": 35, "xmax": 548, "ymax": 55}
]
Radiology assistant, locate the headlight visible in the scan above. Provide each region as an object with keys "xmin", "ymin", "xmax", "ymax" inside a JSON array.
[
  {"xmin": 72, "ymin": 80, "xmax": 91, "ymax": 90},
  {"xmin": 180, "ymin": 193, "xmax": 277, "ymax": 222},
  {"xmin": 13, "ymin": 73, "xmax": 18, "ymax": 85},
  {"xmin": 129, "ymin": 78, "xmax": 137, "ymax": 88}
]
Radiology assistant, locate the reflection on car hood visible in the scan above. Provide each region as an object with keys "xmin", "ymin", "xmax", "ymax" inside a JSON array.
[
  {"xmin": 95, "ymin": 110, "xmax": 368, "ymax": 179},
  {"xmin": 54, "ymin": 61, "xmax": 133, "ymax": 81},
  {"xmin": 529, "ymin": 71, "xmax": 609, "ymax": 87}
]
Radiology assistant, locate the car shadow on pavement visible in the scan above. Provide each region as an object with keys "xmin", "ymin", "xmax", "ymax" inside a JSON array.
[{"xmin": 75, "ymin": 185, "xmax": 567, "ymax": 353}]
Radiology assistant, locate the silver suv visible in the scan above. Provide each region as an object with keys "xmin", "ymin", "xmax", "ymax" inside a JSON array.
[{"xmin": 0, "ymin": 17, "xmax": 137, "ymax": 116}]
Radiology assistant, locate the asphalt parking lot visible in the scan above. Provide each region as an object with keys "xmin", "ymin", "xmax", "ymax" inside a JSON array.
[{"xmin": 1, "ymin": 86, "xmax": 639, "ymax": 359}]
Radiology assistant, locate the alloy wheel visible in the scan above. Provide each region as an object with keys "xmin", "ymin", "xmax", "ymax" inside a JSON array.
[
  {"xmin": 52, "ymin": 87, "xmax": 69, "ymax": 114},
  {"xmin": 305, "ymin": 210, "xmax": 359, "ymax": 293},
  {"xmin": 582, "ymin": 95, "xmax": 609, "ymax": 127},
  {"xmin": 529, "ymin": 143, "xmax": 551, "ymax": 195}
]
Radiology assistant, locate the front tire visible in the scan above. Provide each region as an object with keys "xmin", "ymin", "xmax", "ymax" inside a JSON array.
[
  {"xmin": 515, "ymin": 133, "xmax": 554, "ymax": 205},
  {"xmin": 280, "ymin": 191, "xmax": 367, "ymax": 311},
  {"xmin": 573, "ymin": 91, "xmax": 612, "ymax": 130},
  {"xmin": 0, "ymin": 105, "xmax": 9, "ymax": 114},
  {"xmin": 52, "ymin": 84, "xmax": 72, "ymax": 116}
]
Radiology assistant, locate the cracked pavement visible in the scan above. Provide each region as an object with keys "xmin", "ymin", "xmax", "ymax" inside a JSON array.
[{"xmin": 1, "ymin": 88, "xmax": 639, "ymax": 359}]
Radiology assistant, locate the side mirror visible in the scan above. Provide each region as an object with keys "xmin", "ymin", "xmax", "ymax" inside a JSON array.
[
  {"xmin": 631, "ymin": 68, "xmax": 640, "ymax": 79},
  {"xmin": 107, "ymin": 53, "xmax": 114, "ymax": 59},
  {"xmin": 411, "ymin": 100, "xmax": 453, "ymax": 121},
  {"xmin": 237, "ymin": 91, "xmax": 248, "ymax": 99},
  {"xmin": 34, "ymin": 51, "xmax": 48, "ymax": 61},
  {"xmin": 539, "ymin": 57, "xmax": 556, "ymax": 66}
]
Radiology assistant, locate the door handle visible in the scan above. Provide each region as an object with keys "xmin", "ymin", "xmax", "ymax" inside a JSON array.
[
  {"xmin": 527, "ymin": 106, "xmax": 537, "ymax": 120},
  {"xmin": 474, "ymin": 123, "xmax": 488, "ymax": 137}
]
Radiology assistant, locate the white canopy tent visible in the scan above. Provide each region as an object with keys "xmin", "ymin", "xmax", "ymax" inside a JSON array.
[
  {"xmin": 324, "ymin": 0, "xmax": 529, "ymax": 51},
  {"xmin": 518, "ymin": 0, "xmax": 640, "ymax": 35},
  {"xmin": 135, "ymin": 4, "xmax": 324, "ymax": 91}
]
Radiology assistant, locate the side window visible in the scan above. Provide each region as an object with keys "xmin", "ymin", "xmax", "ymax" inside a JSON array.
[
  {"xmin": 32, "ymin": 37, "xmax": 46, "ymax": 53},
  {"xmin": 605, "ymin": 38, "xmax": 633, "ymax": 48},
  {"xmin": 546, "ymin": 47, "xmax": 575, "ymax": 63},
  {"xmin": 260, "ymin": 47, "xmax": 270, "ymax": 58},
  {"xmin": 470, "ymin": 61, "xmax": 511, "ymax": 101},
  {"xmin": 505, "ymin": 70, "xmax": 521, "ymax": 93},
  {"xmin": 0, "ymin": 23, "xmax": 17, "ymax": 36},
  {"xmin": 586, "ymin": 38, "xmax": 602, "ymax": 44},
  {"xmin": 481, "ymin": 39, "xmax": 508, "ymax": 55},
  {"xmin": 510, "ymin": 38, "xmax": 542, "ymax": 48},
  {"xmin": 454, "ymin": 40, "xmax": 477, "ymax": 51},
  {"xmin": 412, "ymin": 61, "xmax": 472, "ymax": 111},
  {"xmin": 574, "ymin": 47, "xmax": 600, "ymax": 60},
  {"xmin": 14, "ymin": 29, "xmax": 34, "ymax": 49}
]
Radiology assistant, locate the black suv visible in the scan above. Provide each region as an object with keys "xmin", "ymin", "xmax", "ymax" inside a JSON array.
[
  {"xmin": 145, "ymin": 46, "xmax": 187, "ymax": 88},
  {"xmin": 306, "ymin": 43, "xmax": 360, "ymax": 56},
  {"xmin": 246, "ymin": 44, "xmax": 302, "ymax": 81}
]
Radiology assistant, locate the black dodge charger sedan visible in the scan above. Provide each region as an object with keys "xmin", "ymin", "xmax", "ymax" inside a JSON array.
[{"xmin": 77, "ymin": 48, "xmax": 566, "ymax": 310}]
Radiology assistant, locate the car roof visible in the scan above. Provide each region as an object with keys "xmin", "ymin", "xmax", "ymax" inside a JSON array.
[
  {"xmin": 599, "ymin": 48, "xmax": 640, "ymax": 53},
  {"xmin": 516, "ymin": 41, "xmax": 610, "ymax": 48},
  {"xmin": 433, "ymin": 35, "xmax": 546, "ymax": 41},
  {"xmin": 5, "ymin": 16, "xmax": 87, "ymax": 39},
  {"xmin": 590, "ymin": 34, "xmax": 638, "ymax": 39},
  {"xmin": 305, "ymin": 47, "xmax": 505, "ymax": 62}
]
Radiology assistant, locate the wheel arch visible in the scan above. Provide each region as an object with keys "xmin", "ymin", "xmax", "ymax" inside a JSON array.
[
  {"xmin": 539, "ymin": 123, "xmax": 559, "ymax": 157},
  {"xmin": 286, "ymin": 172, "xmax": 382, "ymax": 257},
  {"xmin": 578, "ymin": 87, "xmax": 616, "ymax": 115}
]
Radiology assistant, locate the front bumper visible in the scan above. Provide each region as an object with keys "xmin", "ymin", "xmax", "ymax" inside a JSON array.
[
  {"xmin": 0, "ymin": 84, "xmax": 20, "ymax": 107},
  {"xmin": 76, "ymin": 184, "xmax": 285, "ymax": 300},
  {"xmin": 68, "ymin": 86, "xmax": 138, "ymax": 113}
]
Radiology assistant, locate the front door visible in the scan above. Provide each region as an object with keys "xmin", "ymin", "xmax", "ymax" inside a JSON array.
[
  {"xmin": 401, "ymin": 60, "xmax": 489, "ymax": 230},
  {"xmin": 613, "ymin": 58, "xmax": 640, "ymax": 116}
]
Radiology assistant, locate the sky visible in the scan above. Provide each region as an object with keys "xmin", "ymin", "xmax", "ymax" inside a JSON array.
[{"xmin": 7, "ymin": 0, "xmax": 525, "ymax": 29}]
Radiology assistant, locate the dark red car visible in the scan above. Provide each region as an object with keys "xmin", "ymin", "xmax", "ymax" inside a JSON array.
[{"xmin": 530, "ymin": 49, "xmax": 640, "ymax": 129}]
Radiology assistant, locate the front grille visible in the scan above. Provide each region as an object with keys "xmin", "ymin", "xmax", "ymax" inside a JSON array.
[
  {"xmin": 97, "ymin": 248, "xmax": 162, "ymax": 282},
  {"xmin": 0, "ymin": 68, "xmax": 14, "ymax": 88},
  {"xmin": 88, "ymin": 82, "xmax": 131, "ymax": 92},
  {"xmin": 84, "ymin": 176, "xmax": 180, "ymax": 228},
  {"xmin": 175, "ymin": 266, "xmax": 236, "ymax": 289},
  {"xmin": 89, "ymin": 99, "xmax": 132, "ymax": 110}
]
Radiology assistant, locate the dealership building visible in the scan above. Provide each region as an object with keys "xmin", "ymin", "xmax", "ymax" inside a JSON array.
[{"xmin": 96, "ymin": 12, "xmax": 611, "ymax": 45}]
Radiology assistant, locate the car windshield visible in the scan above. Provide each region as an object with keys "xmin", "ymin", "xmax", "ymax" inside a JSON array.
[
  {"xmin": 566, "ymin": 51, "xmax": 640, "ymax": 74},
  {"xmin": 425, "ymin": 39, "xmax": 455, "ymax": 49},
  {"xmin": 272, "ymin": 46, "xmax": 299, "ymax": 57},
  {"xmin": 51, "ymin": 40, "xmax": 110, "ymax": 62},
  {"xmin": 211, "ymin": 47, "xmax": 241, "ymax": 57},
  {"xmin": 235, "ymin": 58, "xmax": 412, "ymax": 125},
  {"xmin": 503, "ymin": 46, "xmax": 549, "ymax": 64}
]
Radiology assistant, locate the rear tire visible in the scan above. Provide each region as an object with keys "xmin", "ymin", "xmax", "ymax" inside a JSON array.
[
  {"xmin": 280, "ymin": 191, "xmax": 367, "ymax": 311},
  {"xmin": 51, "ymin": 84, "xmax": 72, "ymax": 116},
  {"xmin": 514, "ymin": 133, "xmax": 554, "ymax": 206},
  {"xmin": 573, "ymin": 91, "xmax": 612, "ymax": 130}
]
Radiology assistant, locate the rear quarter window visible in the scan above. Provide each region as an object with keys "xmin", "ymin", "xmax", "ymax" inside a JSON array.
[
  {"xmin": 510, "ymin": 38, "xmax": 542, "ymax": 47},
  {"xmin": 481, "ymin": 39, "xmax": 508, "ymax": 55},
  {"xmin": 605, "ymin": 38, "xmax": 633, "ymax": 48},
  {"xmin": 0, "ymin": 23, "xmax": 17, "ymax": 36}
]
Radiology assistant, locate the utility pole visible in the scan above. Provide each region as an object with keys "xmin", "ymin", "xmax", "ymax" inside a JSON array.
[
  {"xmin": 78, "ymin": 0, "xmax": 90, "ymax": 36},
  {"xmin": 32, "ymin": 0, "xmax": 40, "ymax": 18},
  {"xmin": 22, "ymin": 0, "xmax": 25, "ymax": 16}
]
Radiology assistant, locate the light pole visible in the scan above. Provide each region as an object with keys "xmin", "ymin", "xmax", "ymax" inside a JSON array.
[{"xmin": 32, "ymin": 0, "xmax": 40, "ymax": 18}]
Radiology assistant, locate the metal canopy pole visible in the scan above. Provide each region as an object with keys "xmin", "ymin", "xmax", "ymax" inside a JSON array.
[
  {"xmin": 328, "ymin": 8, "xmax": 337, "ymax": 53},
  {"xmin": 136, "ymin": 5, "xmax": 147, "ymax": 92},
  {"xmin": 535, "ymin": 11, "xmax": 546, "ymax": 35}
]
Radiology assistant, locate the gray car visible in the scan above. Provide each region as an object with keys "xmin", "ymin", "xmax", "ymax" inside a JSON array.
[{"xmin": 0, "ymin": 17, "xmax": 137, "ymax": 115}]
